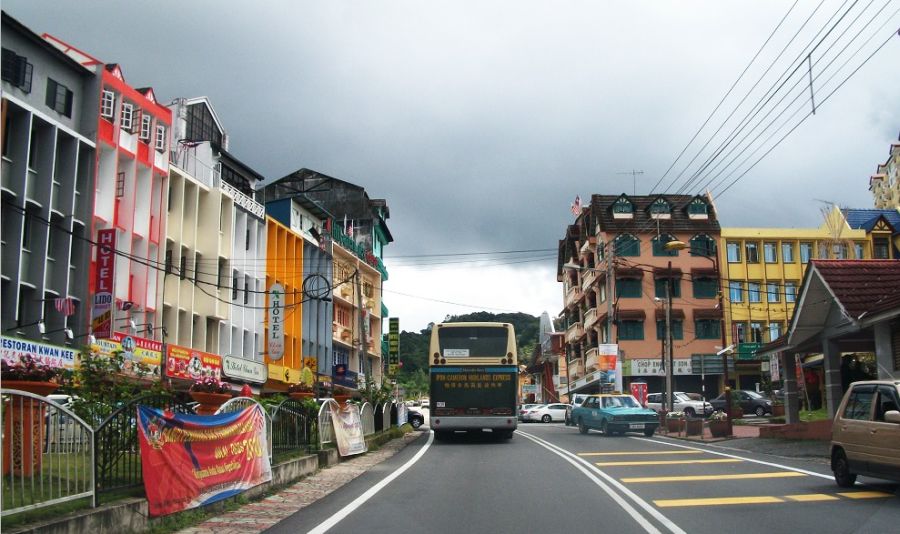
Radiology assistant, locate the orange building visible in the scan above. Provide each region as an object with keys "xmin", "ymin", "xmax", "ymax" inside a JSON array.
[{"xmin": 264, "ymin": 217, "xmax": 304, "ymax": 391}]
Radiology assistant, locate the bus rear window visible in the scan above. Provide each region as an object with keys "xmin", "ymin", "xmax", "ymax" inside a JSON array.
[{"xmin": 438, "ymin": 326, "xmax": 508, "ymax": 357}]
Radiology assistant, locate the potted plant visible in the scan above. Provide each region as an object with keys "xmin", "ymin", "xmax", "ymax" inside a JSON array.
[
  {"xmin": 289, "ymin": 367, "xmax": 316, "ymax": 399},
  {"xmin": 665, "ymin": 411, "xmax": 685, "ymax": 433},
  {"xmin": 1, "ymin": 354, "xmax": 61, "ymax": 396},
  {"xmin": 1, "ymin": 355, "xmax": 62, "ymax": 476},
  {"xmin": 708, "ymin": 410, "xmax": 730, "ymax": 438},
  {"xmin": 190, "ymin": 376, "xmax": 232, "ymax": 415},
  {"xmin": 684, "ymin": 415, "xmax": 703, "ymax": 436}
]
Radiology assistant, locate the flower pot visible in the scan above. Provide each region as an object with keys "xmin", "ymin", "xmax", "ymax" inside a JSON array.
[
  {"xmin": 666, "ymin": 418, "xmax": 682, "ymax": 433},
  {"xmin": 190, "ymin": 391, "xmax": 232, "ymax": 415},
  {"xmin": 2, "ymin": 381, "xmax": 59, "ymax": 476},
  {"xmin": 772, "ymin": 404, "xmax": 785, "ymax": 417},
  {"xmin": 289, "ymin": 391, "xmax": 314, "ymax": 400},
  {"xmin": 709, "ymin": 419, "xmax": 730, "ymax": 438},
  {"xmin": 685, "ymin": 418, "xmax": 703, "ymax": 436}
]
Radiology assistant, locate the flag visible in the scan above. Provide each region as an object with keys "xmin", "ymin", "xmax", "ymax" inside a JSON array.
[
  {"xmin": 571, "ymin": 195, "xmax": 582, "ymax": 216},
  {"xmin": 55, "ymin": 297, "xmax": 75, "ymax": 316},
  {"xmin": 347, "ymin": 219, "xmax": 354, "ymax": 238}
]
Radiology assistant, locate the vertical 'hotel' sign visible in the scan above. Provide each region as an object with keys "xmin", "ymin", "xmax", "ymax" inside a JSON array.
[
  {"xmin": 92, "ymin": 229, "xmax": 116, "ymax": 339},
  {"xmin": 268, "ymin": 283, "xmax": 284, "ymax": 360}
]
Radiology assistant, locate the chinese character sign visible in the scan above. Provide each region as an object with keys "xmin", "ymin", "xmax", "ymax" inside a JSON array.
[
  {"xmin": 268, "ymin": 283, "xmax": 284, "ymax": 360},
  {"xmin": 137, "ymin": 405, "xmax": 272, "ymax": 517}
]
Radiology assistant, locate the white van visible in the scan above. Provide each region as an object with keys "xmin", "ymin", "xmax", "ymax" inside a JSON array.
[{"xmin": 564, "ymin": 394, "xmax": 590, "ymax": 426}]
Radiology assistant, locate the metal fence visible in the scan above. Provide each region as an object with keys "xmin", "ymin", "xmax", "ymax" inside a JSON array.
[
  {"xmin": 266, "ymin": 398, "xmax": 318, "ymax": 462},
  {"xmin": 215, "ymin": 397, "xmax": 273, "ymax": 460},
  {"xmin": 359, "ymin": 402, "xmax": 375, "ymax": 436},
  {"xmin": 1, "ymin": 389, "xmax": 95, "ymax": 517},
  {"xmin": 317, "ymin": 400, "xmax": 338, "ymax": 448}
]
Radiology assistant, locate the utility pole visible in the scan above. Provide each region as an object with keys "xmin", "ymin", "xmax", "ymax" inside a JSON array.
[
  {"xmin": 665, "ymin": 260, "xmax": 674, "ymax": 412},
  {"xmin": 617, "ymin": 170, "xmax": 644, "ymax": 196}
]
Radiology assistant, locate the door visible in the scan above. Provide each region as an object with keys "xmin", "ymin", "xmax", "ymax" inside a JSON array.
[
  {"xmin": 871, "ymin": 385, "xmax": 900, "ymax": 478},
  {"xmin": 836, "ymin": 384, "xmax": 876, "ymax": 472},
  {"xmin": 548, "ymin": 404, "xmax": 568, "ymax": 421}
]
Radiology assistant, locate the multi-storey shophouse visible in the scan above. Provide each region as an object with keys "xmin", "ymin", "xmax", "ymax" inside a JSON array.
[
  {"xmin": 265, "ymin": 196, "xmax": 333, "ymax": 393},
  {"xmin": 558, "ymin": 194, "xmax": 724, "ymax": 398},
  {"xmin": 868, "ymin": 136, "xmax": 900, "ymax": 209},
  {"xmin": 161, "ymin": 97, "xmax": 267, "ymax": 390},
  {"xmin": 1, "ymin": 13, "xmax": 97, "ymax": 361},
  {"xmin": 262, "ymin": 169, "xmax": 392, "ymax": 391}
]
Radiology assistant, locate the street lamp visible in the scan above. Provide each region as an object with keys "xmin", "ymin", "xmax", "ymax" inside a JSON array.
[{"xmin": 664, "ymin": 239, "xmax": 733, "ymax": 436}]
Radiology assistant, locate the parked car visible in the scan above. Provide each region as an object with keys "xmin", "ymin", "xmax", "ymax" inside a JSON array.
[
  {"xmin": 564, "ymin": 394, "xmax": 591, "ymax": 426},
  {"xmin": 518, "ymin": 403, "xmax": 542, "ymax": 422},
  {"xmin": 709, "ymin": 389, "xmax": 773, "ymax": 416},
  {"xmin": 571, "ymin": 394, "xmax": 659, "ymax": 436},
  {"xmin": 646, "ymin": 392, "xmax": 713, "ymax": 417},
  {"xmin": 523, "ymin": 403, "xmax": 569, "ymax": 423},
  {"xmin": 407, "ymin": 408, "xmax": 425, "ymax": 429},
  {"xmin": 831, "ymin": 380, "xmax": 900, "ymax": 487}
]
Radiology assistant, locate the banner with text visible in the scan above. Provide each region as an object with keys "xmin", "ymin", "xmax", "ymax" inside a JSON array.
[
  {"xmin": 330, "ymin": 403, "xmax": 367, "ymax": 457},
  {"xmin": 91, "ymin": 229, "xmax": 116, "ymax": 339},
  {"xmin": 1, "ymin": 335, "xmax": 77, "ymax": 370},
  {"xmin": 166, "ymin": 344, "xmax": 222, "ymax": 381},
  {"xmin": 96, "ymin": 331, "xmax": 163, "ymax": 377},
  {"xmin": 137, "ymin": 405, "xmax": 271, "ymax": 517}
]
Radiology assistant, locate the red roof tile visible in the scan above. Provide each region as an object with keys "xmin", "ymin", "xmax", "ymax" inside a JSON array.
[{"xmin": 811, "ymin": 260, "xmax": 900, "ymax": 320}]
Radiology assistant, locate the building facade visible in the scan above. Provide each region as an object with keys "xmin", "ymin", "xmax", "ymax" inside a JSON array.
[{"xmin": 869, "ymin": 137, "xmax": 900, "ymax": 209}]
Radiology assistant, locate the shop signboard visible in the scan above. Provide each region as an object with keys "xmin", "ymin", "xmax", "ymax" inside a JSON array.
[
  {"xmin": 1, "ymin": 335, "xmax": 77, "ymax": 370},
  {"xmin": 96, "ymin": 331, "xmax": 162, "ymax": 377},
  {"xmin": 630, "ymin": 358, "xmax": 693, "ymax": 376},
  {"xmin": 222, "ymin": 356, "xmax": 267, "ymax": 384},
  {"xmin": 91, "ymin": 229, "xmax": 116, "ymax": 339},
  {"xmin": 165, "ymin": 344, "xmax": 222, "ymax": 381}
]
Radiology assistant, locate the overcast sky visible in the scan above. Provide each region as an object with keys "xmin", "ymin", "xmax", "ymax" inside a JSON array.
[{"xmin": 7, "ymin": 1, "xmax": 899, "ymax": 332}]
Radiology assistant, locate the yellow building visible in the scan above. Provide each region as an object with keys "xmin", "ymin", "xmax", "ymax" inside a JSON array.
[{"xmin": 264, "ymin": 217, "xmax": 305, "ymax": 391}]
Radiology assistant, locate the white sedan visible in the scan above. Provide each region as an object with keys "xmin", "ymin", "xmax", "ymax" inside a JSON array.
[{"xmin": 523, "ymin": 403, "xmax": 569, "ymax": 423}]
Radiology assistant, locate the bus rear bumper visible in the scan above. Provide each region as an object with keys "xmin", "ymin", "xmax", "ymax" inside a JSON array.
[{"xmin": 430, "ymin": 416, "xmax": 517, "ymax": 431}]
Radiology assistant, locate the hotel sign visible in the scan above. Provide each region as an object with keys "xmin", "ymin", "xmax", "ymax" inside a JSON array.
[
  {"xmin": 223, "ymin": 356, "xmax": 267, "ymax": 384},
  {"xmin": 92, "ymin": 229, "xmax": 116, "ymax": 339},
  {"xmin": 268, "ymin": 283, "xmax": 284, "ymax": 360}
]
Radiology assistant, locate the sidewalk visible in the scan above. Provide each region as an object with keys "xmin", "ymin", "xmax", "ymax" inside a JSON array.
[
  {"xmin": 661, "ymin": 422, "xmax": 831, "ymax": 463},
  {"xmin": 176, "ymin": 431, "xmax": 424, "ymax": 534}
]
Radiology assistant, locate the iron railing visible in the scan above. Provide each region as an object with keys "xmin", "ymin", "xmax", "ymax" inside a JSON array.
[
  {"xmin": 359, "ymin": 402, "xmax": 375, "ymax": 436},
  {"xmin": 1, "ymin": 389, "xmax": 95, "ymax": 517},
  {"xmin": 317, "ymin": 400, "xmax": 338, "ymax": 448}
]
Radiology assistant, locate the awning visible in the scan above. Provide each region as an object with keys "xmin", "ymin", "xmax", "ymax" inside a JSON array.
[
  {"xmin": 653, "ymin": 267, "xmax": 683, "ymax": 279},
  {"xmin": 691, "ymin": 268, "xmax": 718, "ymax": 278},
  {"xmin": 693, "ymin": 308, "xmax": 723, "ymax": 319},
  {"xmin": 617, "ymin": 309, "xmax": 646, "ymax": 321},
  {"xmin": 654, "ymin": 308, "xmax": 685, "ymax": 320},
  {"xmin": 615, "ymin": 267, "xmax": 643, "ymax": 279}
]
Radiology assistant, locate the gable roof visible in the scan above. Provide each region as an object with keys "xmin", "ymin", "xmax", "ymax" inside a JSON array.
[
  {"xmin": 842, "ymin": 208, "xmax": 900, "ymax": 234},
  {"xmin": 590, "ymin": 194, "xmax": 720, "ymax": 234},
  {"xmin": 809, "ymin": 260, "xmax": 900, "ymax": 321}
]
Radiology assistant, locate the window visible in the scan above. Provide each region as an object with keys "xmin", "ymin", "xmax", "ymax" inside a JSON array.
[
  {"xmin": 1, "ymin": 48, "xmax": 33, "ymax": 92},
  {"xmin": 876, "ymin": 386, "xmax": 900, "ymax": 422},
  {"xmin": 193, "ymin": 253, "xmax": 202, "ymax": 284},
  {"xmin": 652, "ymin": 234, "xmax": 677, "ymax": 256},
  {"xmin": 616, "ymin": 278, "xmax": 642, "ymax": 298},
  {"xmin": 782, "ymin": 242, "xmax": 795, "ymax": 263},
  {"xmin": 726, "ymin": 241, "xmax": 741, "ymax": 262},
  {"xmin": 614, "ymin": 234, "xmax": 640, "ymax": 256},
  {"xmin": 764, "ymin": 242, "xmax": 777, "ymax": 263},
  {"xmin": 800, "ymin": 242, "xmax": 813, "ymax": 263},
  {"xmin": 692, "ymin": 276, "xmax": 717, "ymax": 299},
  {"xmin": 243, "ymin": 275, "xmax": 250, "ymax": 304},
  {"xmin": 245, "ymin": 227, "xmax": 251, "ymax": 250},
  {"xmin": 745, "ymin": 241, "xmax": 759, "ymax": 263},
  {"xmin": 854, "ymin": 242, "xmax": 865, "ymax": 259},
  {"xmin": 784, "ymin": 281, "xmax": 797, "ymax": 303},
  {"xmin": 649, "ymin": 198, "xmax": 670, "ymax": 216},
  {"xmin": 873, "ymin": 237, "xmax": 890, "ymax": 259},
  {"xmin": 232, "ymin": 270, "xmax": 238, "ymax": 300},
  {"xmin": 100, "ymin": 90, "xmax": 116, "ymax": 119},
  {"xmin": 695, "ymin": 319, "xmax": 720, "ymax": 339},
  {"xmin": 750, "ymin": 322, "xmax": 763, "ymax": 343},
  {"xmin": 45, "ymin": 79, "xmax": 73, "ymax": 117},
  {"xmin": 748, "ymin": 282, "xmax": 761, "ymax": 303},
  {"xmin": 729, "ymin": 281, "xmax": 743, "ymax": 303},
  {"xmin": 832, "ymin": 243, "xmax": 848, "ymax": 259},
  {"xmin": 656, "ymin": 320, "xmax": 683, "ymax": 340},
  {"xmin": 165, "ymin": 249, "xmax": 173, "ymax": 274},
  {"xmin": 120, "ymin": 102, "xmax": 134, "ymax": 131},
  {"xmin": 618, "ymin": 320, "xmax": 644, "ymax": 340},
  {"xmin": 690, "ymin": 235, "xmax": 716, "ymax": 257},
  {"xmin": 612, "ymin": 197, "xmax": 633, "ymax": 215},
  {"xmin": 115, "ymin": 172, "xmax": 125, "ymax": 198},
  {"xmin": 766, "ymin": 282, "xmax": 780, "ymax": 302},
  {"xmin": 140, "ymin": 114, "xmax": 152, "ymax": 141},
  {"xmin": 734, "ymin": 322, "xmax": 747, "ymax": 343},
  {"xmin": 654, "ymin": 277, "xmax": 681, "ymax": 298},
  {"xmin": 155, "ymin": 124, "xmax": 167, "ymax": 151},
  {"xmin": 688, "ymin": 198, "xmax": 708, "ymax": 216},
  {"xmin": 818, "ymin": 242, "xmax": 829, "ymax": 259},
  {"xmin": 185, "ymin": 103, "xmax": 223, "ymax": 146},
  {"xmin": 768, "ymin": 322, "xmax": 782, "ymax": 342},
  {"xmin": 179, "ymin": 254, "xmax": 187, "ymax": 281},
  {"xmin": 842, "ymin": 386, "xmax": 874, "ymax": 420}
]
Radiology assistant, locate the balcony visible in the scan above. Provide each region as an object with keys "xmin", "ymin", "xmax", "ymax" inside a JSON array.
[
  {"xmin": 584, "ymin": 307, "xmax": 598, "ymax": 329},
  {"xmin": 580, "ymin": 237, "xmax": 596, "ymax": 255},
  {"xmin": 584, "ymin": 347, "xmax": 599, "ymax": 372},
  {"xmin": 581, "ymin": 268, "xmax": 597, "ymax": 291},
  {"xmin": 565, "ymin": 322, "xmax": 584, "ymax": 344},
  {"xmin": 564, "ymin": 285, "xmax": 583, "ymax": 308},
  {"xmin": 220, "ymin": 180, "xmax": 265, "ymax": 219},
  {"xmin": 568, "ymin": 359, "xmax": 585, "ymax": 383}
]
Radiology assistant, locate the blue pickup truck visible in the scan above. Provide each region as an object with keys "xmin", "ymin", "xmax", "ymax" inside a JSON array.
[{"xmin": 571, "ymin": 394, "xmax": 659, "ymax": 437}]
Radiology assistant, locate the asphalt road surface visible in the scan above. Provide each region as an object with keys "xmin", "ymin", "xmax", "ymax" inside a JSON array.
[{"xmin": 266, "ymin": 423, "xmax": 900, "ymax": 534}]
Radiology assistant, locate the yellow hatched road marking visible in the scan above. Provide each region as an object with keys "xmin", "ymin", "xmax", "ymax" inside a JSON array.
[
  {"xmin": 837, "ymin": 491, "xmax": 894, "ymax": 499},
  {"xmin": 597, "ymin": 458, "xmax": 741, "ymax": 467},
  {"xmin": 622, "ymin": 471, "xmax": 806, "ymax": 483},
  {"xmin": 579, "ymin": 451, "xmax": 703, "ymax": 457},
  {"xmin": 655, "ymin": 496, "xmax": 783, "ymax": 507},
  {"xmin": 785, "ymin": 494, "xmax": 839, "ymax": 502}
]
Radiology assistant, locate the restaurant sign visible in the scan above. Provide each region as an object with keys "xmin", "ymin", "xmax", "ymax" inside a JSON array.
[{"xmin": 222, "ymin": 356, "xmax": 267, "ymax": 384}]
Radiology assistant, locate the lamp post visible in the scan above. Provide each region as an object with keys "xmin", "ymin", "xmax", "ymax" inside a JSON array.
[{"xmin": 664, "ymin": 239, "xmax": 733, "ymax": 436}]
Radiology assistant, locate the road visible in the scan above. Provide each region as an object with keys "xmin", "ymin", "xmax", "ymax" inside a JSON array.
[{"xmin": 266, "ymin": 422, "xmax": 900, "ymax": 534}]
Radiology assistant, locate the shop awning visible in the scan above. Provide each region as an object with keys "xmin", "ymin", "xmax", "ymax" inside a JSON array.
[
  {"xmin": 654, "ymin": 308, "xmax": 685, "ymax": 320},
  {"xmin": 693, "ymin": 308, "xmax": 723, "ymax": 319}
]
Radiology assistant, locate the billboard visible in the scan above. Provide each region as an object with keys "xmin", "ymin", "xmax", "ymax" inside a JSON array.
[
  {"xmin": 165, "ymin": 344, "xmax": 222, "ymax": 381},
  {"xmin": 267, "ymin": 283, "xmax": 284, "ymax": 360},
  {"xmin": 91, "ymin": 229, "xmax": 116, "ymax": 339},
  {"xmin": 95, "ymin": 331, "xmax": 162, "ymax": 378}
]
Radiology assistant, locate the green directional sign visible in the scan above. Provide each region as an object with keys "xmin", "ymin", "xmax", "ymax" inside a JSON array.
[{"xmin": 388, "ymin": 317, "xmax": 400, "ymax": 374}]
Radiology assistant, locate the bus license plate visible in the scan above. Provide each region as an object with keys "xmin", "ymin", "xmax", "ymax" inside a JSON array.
[{"xmin": 629, "ymin": 424, "xmax": 644, "ymax": 429}]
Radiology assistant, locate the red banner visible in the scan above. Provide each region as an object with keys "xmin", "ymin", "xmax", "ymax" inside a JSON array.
[
  {"xmin": 137, "ymin": 405, "xmax": 271, "ymax": 517},
  {"xmin": 92, "ymin": 229, "xmax": 116, "ymax": 339},
  {"xmin": 165, "ymin": 344, "xmax": 223, "ymax": 381}
]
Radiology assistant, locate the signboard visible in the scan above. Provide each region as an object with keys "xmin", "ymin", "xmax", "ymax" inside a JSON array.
[
  {"xmin": 267, "ymin": 363, "xmax": 299, "ymax": 384},
  {"xmin": 165, "ymin": 344, "xmax": 222, "ymax": 381},
  {"xmin": 267, "ymin": 282, "xmax": 284, "ymax": 360},
  {"xmin": 630, "ymin": 358, "xmax": 693, "ymax": 376},
  {"xmin": 630, "ymin": 382, "xmax": 649, "ymax": 407},
  {"xmin": 92, "ymin": 229, "xmax": 116, "ymax": 339},
  {"xmin": 1, "ymin": 335, "xmax": 77, "ymax": 370},
  {"xmin": 222, "ymin": 356, "xmax": 267, "ymax": 384},
  {"xmin": 430, "ymin": 367, "xmax": 517, "ymax": 409},
  {"xmin": 737, "ymin": 342, "xmax": 762, "ymax": 361},
  {"xmin": 96, "ymin": 332, "xmax": 162, "ymax": 377},
  {"xmin": 388, "ymin": 317, "xmax": 399, "ymax": 375},
  {"xmin": 522, "ymin": 384, "xmax": 538, "ymax": 394},
  {"xmin": 597, "ymin": 344, "xmax": 618, "ymax": 382},
  {"xmin": 769, "ymin": 353, "xmax": 781, "ymax": 381},
  {"xmin": 330, "ymin": 403, "xmax": 367, "ymax": 456},
  {"xmin": 138, "ymin": 405, "xmax": 272, "ymax": 517}
]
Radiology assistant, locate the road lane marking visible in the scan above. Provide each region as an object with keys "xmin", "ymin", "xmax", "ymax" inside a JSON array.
[
  {"xmin": 519, "ymin": 431, "xmax": 686, "ymax": 534},
  {"xmin": 597, "ymin": 459, "xmax": 741, "ymax": 467},
  {"xmin": 785, "ymin": 494, "xmax": 839, "ymax": 502},
  {"xmin": 655, "ymin": 496, "xmax": 784, "ymax": 507},
  {"xmin": 579, "ymin": 451, "xmax": 703, "ymax": 457},
  {"xmin": 622, "ymin": 472, "xmax": 806, "ymax": 483},
  {"xmin": 837, "ymin": 491, "xmax": 894, "ymax": 499},
  {"xmin": 632, "ymin": 436, "xmax": 834, "ymax": 480},
  {"xmin": 305, "ymin": 432, "xmax": 433, "ymax": 534}
]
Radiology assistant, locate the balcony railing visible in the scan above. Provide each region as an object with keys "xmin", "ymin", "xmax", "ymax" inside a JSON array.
[
  {"xmin": 568, "ymin": 360, "xmax": 585, "ymax": 383},
  {"xmin": 581, "ymin": 269, "xmax": 597, "ymax": 291},
  {"xmin": 584, "ymin": 347, "xmax": 599, "ymax": 372},
  {"xmin": 564, "ymin": 285, "xmax": 583, "ymax": 308},
  {"xmin": 580, "ymin": 237, "xmax": 596, "ymax": 255},
  {"xmin": 220, "ymin": 180, "xmax": 265, "ymax": 219},
  {"xmin": 584, "ymin": 307, "xmax": 598, "ymax": 329},
  {"xmin": 565, "ymin": 323, "xmax": 584, "ymax": 344}
]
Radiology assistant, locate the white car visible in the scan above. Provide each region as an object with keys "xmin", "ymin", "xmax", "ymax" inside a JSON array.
[
  {"xmin": 646, "ymin": 392, "xmax": 713, "ymax": 418},
  {"xmin": 524, "ymin": 403, "xmax": 569, "ymax": 423}
]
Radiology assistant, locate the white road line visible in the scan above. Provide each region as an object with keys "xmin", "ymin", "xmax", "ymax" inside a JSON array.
[
  {"xmin": 306, "ymin": 432, "xmax": 434, "ymax": 534},
  {"xmin": 519, "ymin": 431, "xmax": 685, "ymax": 534},
  {"xmin": 631, "ymin": 436, "xmax": 834, "ymax": 480}
]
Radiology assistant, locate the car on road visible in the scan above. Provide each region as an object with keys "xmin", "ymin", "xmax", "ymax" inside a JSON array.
[
  {"xmin": 518, "ymin": 403, "xmax": 542, "ymax": 422},
  {"xmin": 407, "ymin": 408, "xmax": 425, "ymax": 429},
  {"xmin": 709, "ymin": 389, "xmax": 773, "ymax": 416},
  {"xmin": 830, "ymin": 380, "xmax": 900, "ymax": 487},
  {"xmin": 523, "ymin": 403, "xmax": 568, "ymax": 423},
  {"xmin": 646, "ymin": 392, "xmax": 713, "ymax": 417},
  {"xmin": 571, "ymin": 394, "xmax": 659, "ymax": 436},
  {"xmin": 564, "ymin": 394, "xmax": 590, "ymax": 426}
]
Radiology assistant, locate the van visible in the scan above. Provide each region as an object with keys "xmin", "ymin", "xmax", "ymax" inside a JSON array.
[{"xmin": 564, "ymin": 394, "xmax": 590, "ymax": 426}]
